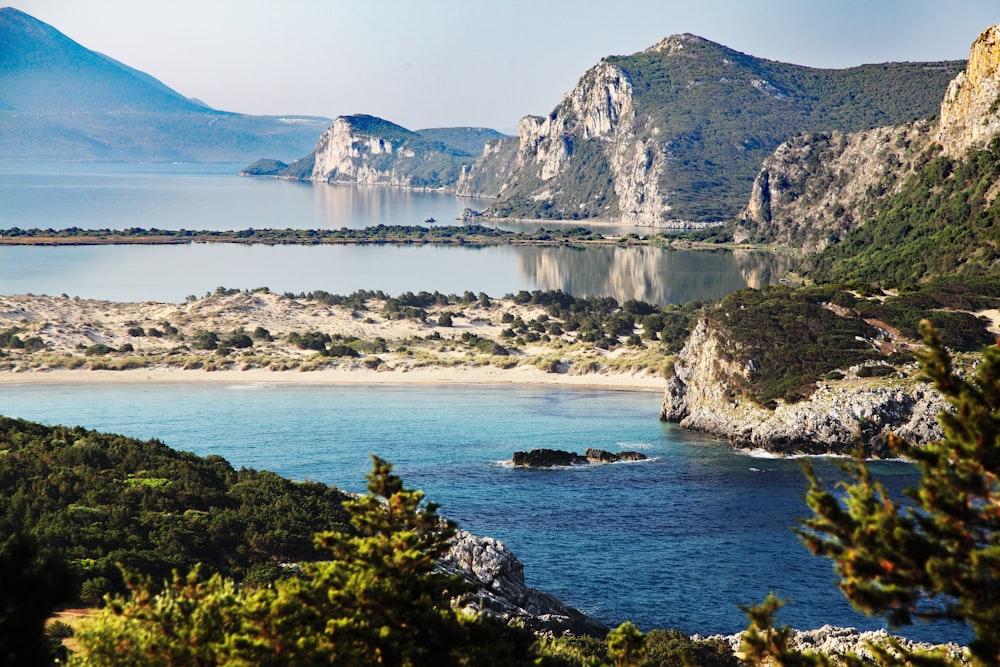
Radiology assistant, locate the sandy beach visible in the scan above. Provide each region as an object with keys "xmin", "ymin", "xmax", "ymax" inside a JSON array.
[{"xmin": 0, "ymin": 291, "xmax": 670, "ymax": 392}]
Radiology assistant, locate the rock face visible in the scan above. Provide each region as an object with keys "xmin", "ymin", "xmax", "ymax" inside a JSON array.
[
  {"xmin": 511, "ymin": 448, "xmax": 649, "ymax": 467},
  {"xmin": 461, "ymin": 34, "xmax": 961, "ymax": 225},
  {"xmin": 737, "ymin": 23, "xmax": 1000, "ymax": 250},
  {"xmin": 734, "ymin": 121, "xmax": 935, "ymax": 252},
  {"xmin": 937, "ymin": 24, "xmax": 1000, "ymax": 157},
  {"xmin": 252, "ymin": 115, "xmax": 507, "ymax": 190},
  {"xmin": 660, "ymin": 319, "xmax": 946, "ymax": 456},
  {"xmin": 439, "ymin": 529, "xmax": 609, "ymax": 637}
]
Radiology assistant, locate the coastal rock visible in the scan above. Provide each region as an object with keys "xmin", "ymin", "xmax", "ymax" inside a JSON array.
[
  {"xmin": 512, "ymin": 449, "xmax": 586, "ymax": 467},
  {"xmin": 439, "ymin": 529, "xmax": 609, "ymax": 637},
  {"xmin": 512, "ymin": 448, "xmax": 649, "ymax": 467},
  {"xmin": 704, "ymin": 625, "xmax": 966, "ymax": 663},
  {"xmin": 661, "ymin": 318, "xmax": 947, "ymax": 456}
]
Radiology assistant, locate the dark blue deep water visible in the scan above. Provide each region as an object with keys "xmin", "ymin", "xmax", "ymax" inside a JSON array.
[{"xmin": 0, "ymin": 382, "xmax": 970, "ymax": 644}]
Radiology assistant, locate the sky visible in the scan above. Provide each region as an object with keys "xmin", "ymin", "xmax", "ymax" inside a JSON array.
[{"xmin": 9, "ymin": 0, "xmax": 1000, "ymax": 132}]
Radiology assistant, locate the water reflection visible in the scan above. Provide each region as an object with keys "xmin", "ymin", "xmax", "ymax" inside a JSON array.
[
  {"xmin": 0, "ymin": 243, "xmax": 791, "ymax": 305},
  {"xmin": 519, "ymin": 245, "xmax": 795, "ymax": 305}
]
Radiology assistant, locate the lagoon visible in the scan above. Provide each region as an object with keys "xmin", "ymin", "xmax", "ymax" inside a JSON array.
[{"xmin": 0, "ymin": 162, "xmax": 790, "ymax": 304}]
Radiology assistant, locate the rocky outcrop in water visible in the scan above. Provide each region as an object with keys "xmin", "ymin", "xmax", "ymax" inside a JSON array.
[
  {"xmin": 511, "ymin": 448, "xmax": 649, "ymax": 467},
  {"xmin": 660, "ymin": 319, "xmax": 946, "ymax": 456},
  {"xmin": 440, "ymin": 529, "xmax": 609, "ymax": 637}
]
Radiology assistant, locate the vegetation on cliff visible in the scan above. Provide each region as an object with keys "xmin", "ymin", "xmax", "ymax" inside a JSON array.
[
  {"xmin": 485, "ymin": 33, "xmax": 962, "ymax": 224},
  {"xmin": 699, "ymin": 280, "xmax": 1000, "ymax": 407},
  {"xmin": 806, "ymin": 138, "xmax": 1000, "ymax": 286}
]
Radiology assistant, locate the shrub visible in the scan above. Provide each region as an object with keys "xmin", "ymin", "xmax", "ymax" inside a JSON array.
[{"xmin": 192, "ymin": 330, "xmax": 219, "ymax": 350}]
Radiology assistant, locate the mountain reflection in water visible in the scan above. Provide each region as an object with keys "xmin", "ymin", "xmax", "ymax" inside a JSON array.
[{"xmin": 519, "ymin": 245, "xmax": 795, "ymax": 305}]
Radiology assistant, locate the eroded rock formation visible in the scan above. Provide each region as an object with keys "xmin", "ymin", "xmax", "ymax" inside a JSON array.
[
  {"xmin": 440, "ymin": 529, "xmax": 609, "ymax": 637},
  {"xmin": 660, "ymin": 319, "xmax": 946, "ymax": 456}
]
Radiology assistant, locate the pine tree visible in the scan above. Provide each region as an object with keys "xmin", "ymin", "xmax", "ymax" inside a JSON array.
[{"xmin": 740, "ymin": 322, "xmax": 1000, "ymax": 667}]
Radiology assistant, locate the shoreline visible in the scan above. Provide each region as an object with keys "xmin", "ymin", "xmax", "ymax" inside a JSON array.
[{"xmin": 0, "ymin": 364, "xmax": 666, "ymax": 392}]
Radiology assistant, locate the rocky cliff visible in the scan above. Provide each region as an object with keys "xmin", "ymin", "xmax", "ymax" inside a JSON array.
[
  {"xmin": 737, "ymin": 24, "xmax": 1000, "ymax": 255},
  {"xmin": 440, "ymin": 529, "xmax": 608, "ymax": 637},
  {"xmin": 660, "ymin": 317, "xmax": 946, "ymax": 457},
  {"xmin": 465, "ymin": 34, "xmax": 962, "ymax": 225},
  {"xmin": 733, "ymin": 121, "xmax": 936, "ymax": 252},
  {"xmin": 254, "ymin": 115, "xmax": 506, "ymax": 190},
  {"xmin": 937, "ymin": 24, "xmax": 1000, "ymax": 157}
]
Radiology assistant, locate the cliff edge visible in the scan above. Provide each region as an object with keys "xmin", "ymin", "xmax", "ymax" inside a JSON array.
[{"xmin": 660, "ymin": 317, "xmax": 946, "ymax": 456}]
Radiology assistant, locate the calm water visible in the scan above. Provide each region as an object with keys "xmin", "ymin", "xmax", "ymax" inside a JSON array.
[
  {"xmin": 0, "ymin": 243, "xmax": 786, "ymax": 304},
  {"xmin": 0, "ymin": 162, "xmax": 790, "ymax": 304},
  {"xmin": 0, "ymin": 383, "xmax": 969, "ymax": 644},
  {"xmin": 0, "ymin": 162, "xmax": 491, "ymax": 231}
]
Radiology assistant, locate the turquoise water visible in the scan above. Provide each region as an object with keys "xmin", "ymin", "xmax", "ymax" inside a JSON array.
[{"xmin": 0, "ymin": 382, "xmax": 969, "ymax": 644}]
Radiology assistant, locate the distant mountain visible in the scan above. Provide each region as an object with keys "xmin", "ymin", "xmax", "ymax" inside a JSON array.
[
  {"xmin": 461, "ymin": 34, "xmax": 964, "ymax": 224},
  {"xmin": 414, "ymin": 127, "xmax": 507, "ymax": 156},
  {"xmin": 248, "ymin": 115, "xmax": 509, "ymax": 189},
  {"xmin": 0, "ymin": 7, "xmax": 328, "ymax": 161}
]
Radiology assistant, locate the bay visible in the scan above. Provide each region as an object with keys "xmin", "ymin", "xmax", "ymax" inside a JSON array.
[{"xmin": 0, "ymin": 382, "xmax": 969, "ymax": 645}]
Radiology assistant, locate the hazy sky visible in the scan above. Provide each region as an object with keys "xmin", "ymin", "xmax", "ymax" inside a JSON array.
[{"xmin": 10, "ymin": 1, "xmax": 1000, "ymax": 132}]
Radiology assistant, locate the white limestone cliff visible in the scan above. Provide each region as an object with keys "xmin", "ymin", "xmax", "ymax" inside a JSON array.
[
  {"xmin": 660, "ymin": 319, "xmax": 946, "ymax": 456},
  {"xmin": 310, "ymin": 117, "xmax": 412, "ymax": 187}
]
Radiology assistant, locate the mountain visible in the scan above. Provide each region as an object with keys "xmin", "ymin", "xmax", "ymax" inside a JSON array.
[
  {"xmin": 736, "ymin": 24, "xmax": 1000, "ymax": 285},
  {"xmin": 0, "ymin": 7, "xmax": 328, "ymax": 161},
  {"xmin": 460, "ymin": 34, "xmax": 963, "ymax": 225},
  {"xmin": 251, "ymin": 115, "xmax": 509, "ymax": 189}
]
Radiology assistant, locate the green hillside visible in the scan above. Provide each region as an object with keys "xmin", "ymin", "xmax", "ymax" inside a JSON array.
[
  {"xmin": 416, "ymin": 126, "xmax": 509, "ymax": 155},
  {"xmin": 490, "ymin": 34, "xmax": 963, "ymax": 223},
  {"xmin": 806, "ymin": 140, "xmax": 1000, "ymax": 286},
  {"xmin": 0, "ymin": 415, "xmax": 351, "ymax": 602}
]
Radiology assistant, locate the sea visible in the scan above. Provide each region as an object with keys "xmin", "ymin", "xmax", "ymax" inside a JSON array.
[{"xmin": 0, "ymin": 162, "xmax": 971, "ymax": 644}]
